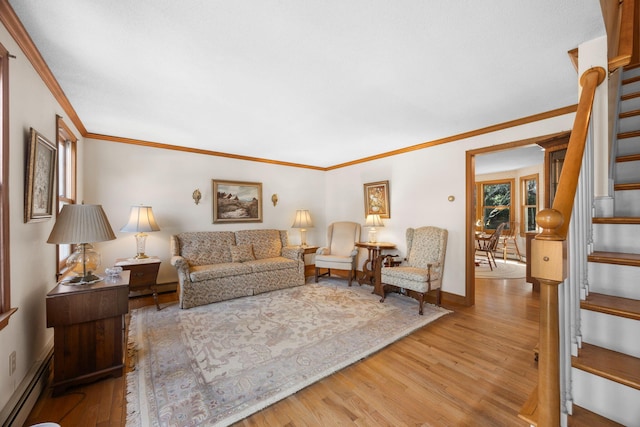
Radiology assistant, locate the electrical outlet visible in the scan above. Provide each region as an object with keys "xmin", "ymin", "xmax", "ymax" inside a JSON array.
[{"xmin": 9, "ymin": 351, "xmax": 16, "ymax": 376}]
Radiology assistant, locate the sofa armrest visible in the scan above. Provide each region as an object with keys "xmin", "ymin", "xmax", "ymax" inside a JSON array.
[
  {"xmin": 170, "ymin": 255, "xmax": 191, "ymax": 283},
  {"xmin": 282, "ymin": 246, "xmax": 304, "ymax": 261}
]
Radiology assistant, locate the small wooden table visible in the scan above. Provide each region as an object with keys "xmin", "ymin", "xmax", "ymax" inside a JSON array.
[
  {"xmin": 46, "ymin": 271, "xmax": 130, "ymax": 396},
  {"xmin": 300, "ymin": 246, "xmax": 319, "ymax": 278},
  {"xmin": 116, "ymin": 257, "xmax": 161, "ymax": 310},
  {"xmin": 355, "ymin": 242, "xmax": 397, "ymax": 293}
]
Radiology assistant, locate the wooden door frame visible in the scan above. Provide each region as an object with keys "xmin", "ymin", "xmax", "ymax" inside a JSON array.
[{"xmin": 465, "ymin": 131, "xmax": 569, "ymax": 306}]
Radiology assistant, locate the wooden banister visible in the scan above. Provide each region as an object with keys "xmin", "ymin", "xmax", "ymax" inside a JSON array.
[
  {"xmin": 609, "ymin": 0, "xmax": 637, "ymax": 71},
  {"xmin": 519, "ymin": 66, "xmax": 605, "ymax": 426}
]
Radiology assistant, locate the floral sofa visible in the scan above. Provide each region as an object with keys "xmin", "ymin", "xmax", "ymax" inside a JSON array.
[{"xmin": 170, "ymin": 229, "xmax": 305, "ymax": 309}]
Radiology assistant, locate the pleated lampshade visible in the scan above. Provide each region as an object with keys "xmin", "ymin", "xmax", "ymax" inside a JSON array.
[{"xmin": 47, "ymin": 204, "xmax": 116, "ymax": 244}]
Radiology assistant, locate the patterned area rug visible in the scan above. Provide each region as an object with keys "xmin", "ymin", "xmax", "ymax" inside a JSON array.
[
  {"xmin": 475, "ymin": 259, "xmax": 526, "ymax": 279},
  {"xmin": 126, "ymin": 278, "xmax": 450, "ymax": 426}
]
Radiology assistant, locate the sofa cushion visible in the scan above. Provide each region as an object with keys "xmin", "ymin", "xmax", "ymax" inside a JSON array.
[
  {"xmin": 175, "ymin": 231, "xmax": 235, "ymax": 266},
  {"xmin": 230, "ymin": 244, "xmax": 255, "ymax": 263},
  {"xmin": 244, "ymin": 257, "xmax": 297, "ymax": 273},
  {"xmin": 235, "ymin": 229, "xmax": 282, "ymax": 260},
  {"xmin": 189, "ymin": 262, "xmax": 253, "ymax": 281}
]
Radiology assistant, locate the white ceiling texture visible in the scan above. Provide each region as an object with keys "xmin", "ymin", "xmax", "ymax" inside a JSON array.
[{"xmin": 9, "ymin": 1, "xmax": 604, "ymax": 169}]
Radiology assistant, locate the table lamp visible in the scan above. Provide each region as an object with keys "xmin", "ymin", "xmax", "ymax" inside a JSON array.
[
  {"xmin": 47, "ymin": 204, "xmax": 117, "ymax": 284},
  {"xmin": 120, "ymin": 205, "xmax": 160, "ymax": 259},
  {"xmin": 365, "ymin": 214, "xmax": 384, "ymax": 243},
  {"xmin": 291, "ymin": 209, "xmax": 313, "ymax": 247}
]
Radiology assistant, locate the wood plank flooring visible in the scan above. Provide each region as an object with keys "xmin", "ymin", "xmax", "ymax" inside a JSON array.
[{"xmin": 25, "ymin": 277, "xmax": 540, "ymax": 426}]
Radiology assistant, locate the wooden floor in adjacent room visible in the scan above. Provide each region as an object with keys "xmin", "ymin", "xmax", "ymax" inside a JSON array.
[{"xmin": 25, "ymin": 277, "xmax": 541, "ymax": 426}]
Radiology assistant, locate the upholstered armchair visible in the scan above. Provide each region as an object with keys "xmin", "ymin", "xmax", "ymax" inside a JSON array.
[
  {"xmin": 315, "ymin": 221, "xmax": 361, "ymax": 285},
  {"xmin": 375, "ymin": 226, "xmax": 448, "ymax": 314}
]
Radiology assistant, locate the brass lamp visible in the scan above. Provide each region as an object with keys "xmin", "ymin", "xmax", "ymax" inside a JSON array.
[
  {"xmin": 120, "ymin": 205, "xmax": 160, "ymax": 259},
  {"xmin": 291, "ymin": 209, "xmax": 313, "ymax": 247},
  {"xmin": 47, "ymin": 204, "xmax": 117, "ymax": 284},
  {"xmin": 364, "ymin": 214, "xmax": 384, "ymax": 243}
]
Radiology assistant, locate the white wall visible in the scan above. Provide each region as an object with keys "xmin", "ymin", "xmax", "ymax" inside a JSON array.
[
  {"xmin": 324, "ymin": 115, "xmax": 575, "ymax": 297},
  {"xmin": 0, "ymin": 25, "xmax": 83, "ymax": 414},
  {"xmin": 83, "ymin": 140, "xmax": 326, "ymax": 283}
]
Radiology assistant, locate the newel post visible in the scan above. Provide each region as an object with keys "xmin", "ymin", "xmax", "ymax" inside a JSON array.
[{"xmin": 531, "ymin": 208, "xmax": 567, "ymax": 427}]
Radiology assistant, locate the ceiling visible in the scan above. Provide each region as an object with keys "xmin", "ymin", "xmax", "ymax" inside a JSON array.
[{"xmin": 8, "ymin": 1, "xmax": 604, "ymax": 168}]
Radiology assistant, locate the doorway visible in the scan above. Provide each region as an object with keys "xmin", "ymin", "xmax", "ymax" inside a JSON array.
[{"xmin": 465, "ymin": 132, "xmax": 567, "ymax": 305}]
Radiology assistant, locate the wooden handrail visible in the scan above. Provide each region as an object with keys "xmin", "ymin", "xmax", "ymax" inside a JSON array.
[
  {"xmin": 519, "ymin": 66, "xmax": 605, "ymax": 426},
  {"xmin": 609, "ymin": 0, "xmax": 637, "ymax": 71}
]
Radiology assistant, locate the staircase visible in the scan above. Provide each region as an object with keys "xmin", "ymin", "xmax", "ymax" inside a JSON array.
[{"xmin": 569, "ymin": 65, "xmax": 640, "ymax": 426}]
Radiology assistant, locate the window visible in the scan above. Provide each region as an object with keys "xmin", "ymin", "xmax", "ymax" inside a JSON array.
[
  {"xmin": 520, "ymin": 174, "xmax": 538, "ymax": 235},
  {"xmin": 477, "ymin": 179, "xmax": 514, "ymax": 231},
  {"xmin": 0, "ymin": 42, "xmax": 13, "ymax": 330},
  {"xmin": 55, "ymin": 116, "xmax": 77, "ymax": 275}
]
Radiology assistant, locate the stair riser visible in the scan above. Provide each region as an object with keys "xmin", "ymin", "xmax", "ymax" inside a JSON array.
[
  {"xmin": 592, "ymin": 223, "xmax": 640, "ymax": 254},
  {"xmin": 622, "ymin": 80, "xmax": 640, "ymax": 96},
  {"xmin": 614, "ymin": 189, "xmax": 640, "ymax": 216},
  {"xmin": 617, "ymin": 135, "xmax": 640, "ymax": 156},
  {"xmin": 588, "ymin": 262, "xmax": 640, "ymax": 300},
  {"xmin": 624, "ymin": 67, "xmax": 640, "ymax": 79},
  {"xmin": 618, "ymin": 114, "xmax": 640, "ymax": 133},
  {"xmin": 572, "ymin": 368, "xmax": 640, "ymax": 427},
  {"xmin": 614, "ymin": 159, "xmax": 640, "ymax": 184},
  {"xmin": 581, "ymin": 310, "xmax": 640, "ymax": 357}
]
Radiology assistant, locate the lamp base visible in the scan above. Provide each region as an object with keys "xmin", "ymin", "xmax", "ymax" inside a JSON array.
[
  {"xmin": 62, "ymin": 274, "xmax": 102, "ymax": 286},
  {"xmin": 133, "ymin": 253, "xmax": 149, "ymax": 259}
]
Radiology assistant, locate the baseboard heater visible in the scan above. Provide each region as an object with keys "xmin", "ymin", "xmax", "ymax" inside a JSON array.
[{"xmin": 0, "ymin": 343, "xmax": 53, "ymax": 427}]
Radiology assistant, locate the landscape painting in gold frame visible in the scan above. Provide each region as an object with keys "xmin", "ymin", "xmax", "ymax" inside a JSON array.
[
  {"xmin": 25, "ymin": 128, "xmax": 57, "ymax": 223},
  {"xmin": 363, "ymin": 180, "xmax": 390, "ymax": 219},
  {"xmin": 212, "ymin": 180, "xmax": 263, "ymax": 223}
]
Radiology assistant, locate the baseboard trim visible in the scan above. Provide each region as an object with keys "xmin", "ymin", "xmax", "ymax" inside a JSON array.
[{"xmin": 0, "ymin": 341, "xmax": 53, "ymax": 427}]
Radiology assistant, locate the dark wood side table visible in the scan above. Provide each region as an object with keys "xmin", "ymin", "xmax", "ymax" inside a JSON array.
[
  {"xmin": 355, "ymin": 242, "xmax": 397, "ymax": 294},
  {"xmin": 115, "ymin": 257, "xmax": 161, "ymax": 310},
  {"xmin": 46, "ymin": 271, "xmax": 130, "ymax": 396}
]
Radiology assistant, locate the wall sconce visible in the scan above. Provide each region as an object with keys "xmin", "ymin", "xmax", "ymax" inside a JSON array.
[
  {"xmin": 192, "ymin": 189, "xmax": 202, "ymax": 205},
  {"xmin": 271, "ymin": 194, "xmax": 278, "ymax": 206}
]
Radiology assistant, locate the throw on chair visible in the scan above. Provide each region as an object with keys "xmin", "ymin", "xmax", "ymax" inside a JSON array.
[
  {"xmin": 375, "ymin": 226, "xmax": 448, "ymax": 315},
  {"xmin": 315, "ymin": 221, "xmax": 361, "ymax": 285}
]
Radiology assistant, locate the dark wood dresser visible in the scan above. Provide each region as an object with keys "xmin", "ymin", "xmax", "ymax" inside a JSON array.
[{"xmin": 46, "ymin": 271, "xmax": 130, "ymax": 396}]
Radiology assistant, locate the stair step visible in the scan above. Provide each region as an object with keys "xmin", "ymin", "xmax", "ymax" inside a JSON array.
[
  {"xmin": 588, "ymin": 251, "xmax": 640, "ymax": 266},
  {"xmin": 621, "ymin": 91, "xmax": 640, "ymax": 102},
  {"xmin": 617, "ymin": 129, "xmax": 640, "ymax": 139},
  {"xmin": 614, "ymin": 182, "xmax": 640, "ymax": 191},
  {"xmin": 619, "ymin": 108, "xmax": 640, "ymax": 119},
  {"xmin": 616, "ymin": 153, "xmax": 640, "ymax": 163},
  {"xmin": 622, "ymin": 75, "xmax": 640, "ymax": 85},
  {"xmin": 569, "ymin": 405, "xmax": 625, "ymax": 426},
  {"xmin": 581, "ymin": 292, "xmax": 640, "ymax": 321},
  {"xmin": 572, "ymin": 343, "xmax": 640, "ymax": 391},
  {"xmin": 593, "ymin": 217, "xmax": 640, "ymax": 224}
]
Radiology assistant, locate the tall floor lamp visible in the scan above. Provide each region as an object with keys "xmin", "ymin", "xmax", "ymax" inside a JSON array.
[{"xmin": 47, "ymin": 204, "xmax": 117, "ymax": 284}]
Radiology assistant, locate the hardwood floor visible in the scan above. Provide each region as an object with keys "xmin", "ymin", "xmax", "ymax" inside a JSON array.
[{"xmin": 25, "ymin": 278, "xmax": 540, "ymax": 426}]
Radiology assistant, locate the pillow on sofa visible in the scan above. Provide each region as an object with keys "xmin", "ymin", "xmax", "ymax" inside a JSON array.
[{"xmin": 230, "ymin": 244, "xmax": 255, "ymax": 263}]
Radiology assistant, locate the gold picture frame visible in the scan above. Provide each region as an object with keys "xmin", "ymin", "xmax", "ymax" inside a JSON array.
[
  {"xmin": 25, "ymin": 128, "xmax": 57, "ymax": 223},
  {"xmin": 363, "ymin": 180, "xmax": 390, "ymax": 218},
  {"xmin": 212, "ymin": 179, "xmax": 263, "ymax": 223}
]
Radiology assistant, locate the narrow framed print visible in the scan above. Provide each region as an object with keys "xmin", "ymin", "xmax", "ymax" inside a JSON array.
[
  {"xmin": 363, "ymin": 180, "xmax": 390, "ymax": 219},
  {"xmin": 25, "ymin": 128, "xmax": 57, "ymax": 223}
]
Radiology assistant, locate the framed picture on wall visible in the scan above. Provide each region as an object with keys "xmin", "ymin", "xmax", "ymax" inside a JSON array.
[
  {"xmin": 363, "ymin": 180, "xmax": 390, "ymax": 218},
  {"xmin": 25, "ymin": 128, "xmax": 57, "ymax": 223},
  {"xmin": 212, "ymin": 179, "xmax": 263, "ymax": 223}
]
